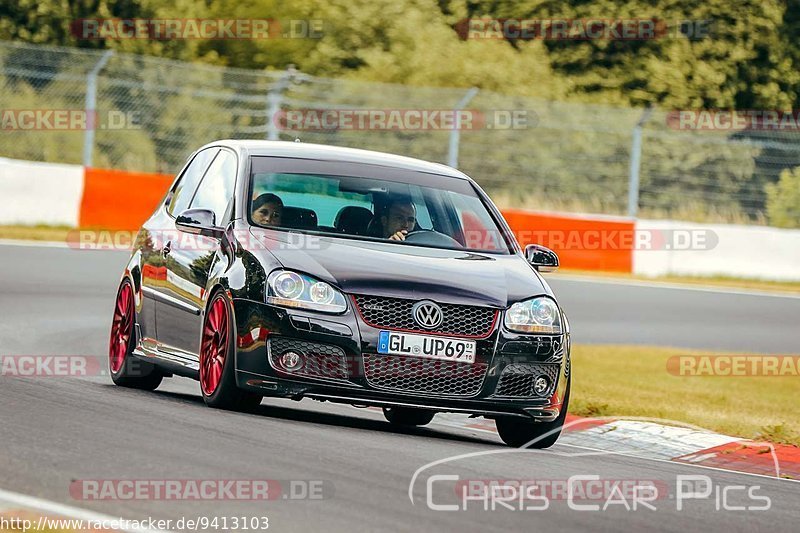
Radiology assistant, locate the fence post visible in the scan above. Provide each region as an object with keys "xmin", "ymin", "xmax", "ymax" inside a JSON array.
[
  {"xmin": 266, "ymin": 65, "xmax": 299, "ymax": 141},
  {"xmin": 82, "ymin": 50, "xmax": 114, "ymax": 168},
  {"xmin": 627, "ymin": 105, "xmax": 654, "ymax": 218},
  {"xmin": 447, "ymin": 87, "xmax": 479, "ymax": 168}
]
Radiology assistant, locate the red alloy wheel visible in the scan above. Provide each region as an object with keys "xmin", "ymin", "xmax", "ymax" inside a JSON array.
[
  {"xmin": 109, "ymin": 281, "xmax": 134, "ymax": 374},
  {"xmin": 200, "ymin": 296, "xmax": 229, "ymax": 396}
]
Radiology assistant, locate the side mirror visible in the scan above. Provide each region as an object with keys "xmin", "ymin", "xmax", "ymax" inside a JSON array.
[
  {"xmin": 175, "ymin": 208, "xmax": 225, "ymax": 238},
  {"xmin": 525, "ymin": 244, "xmax": 559, "ymax": 272}
]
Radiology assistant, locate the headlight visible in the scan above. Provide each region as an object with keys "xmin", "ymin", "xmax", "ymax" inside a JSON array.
[
  {"xmin": 267, "ymin": 270, "xmax": 347, "ymax": 313},
  {"xmin": 504, "ymin": 296, "xmax": 562, "ymax": 334}
]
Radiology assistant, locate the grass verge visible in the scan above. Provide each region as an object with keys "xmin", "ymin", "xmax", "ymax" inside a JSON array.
[
  {"xmin": 571, "ymin": 344, "xmax": 800, "ymax": 446},
  {"xmin": 0, "ymin": 224, "xmax": 73, "ymax": 242}
]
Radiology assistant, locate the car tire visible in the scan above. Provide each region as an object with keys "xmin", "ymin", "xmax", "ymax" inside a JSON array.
[
  {"xmin": 382, "ymin": 407, "xmax": 436, "ymax": 427},
  {"xmin": 495, "ymin": 373, "xmax": 571, "ymax": 448},
  {"xmin": 199, "ymin": 290, "xmax": 263, "ymax": 411},
  {"xmin": 109, "ymin": 279, "xmax": 163, "ymax": 390}
]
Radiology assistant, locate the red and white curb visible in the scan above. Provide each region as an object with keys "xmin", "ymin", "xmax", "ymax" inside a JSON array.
[{"xmin": 433, "ymin": 413, "xmax": 800, "ymax": 480}]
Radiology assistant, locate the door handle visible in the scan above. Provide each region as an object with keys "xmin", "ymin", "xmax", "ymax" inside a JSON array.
[{"xmin": 162, "ymin": 241, "xmax": 171, "ymax": 258}]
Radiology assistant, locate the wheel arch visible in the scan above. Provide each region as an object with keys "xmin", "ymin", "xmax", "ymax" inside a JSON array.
[{"xmin": 121, "ymin": 250, "xmax": 144, "ymax": 310}]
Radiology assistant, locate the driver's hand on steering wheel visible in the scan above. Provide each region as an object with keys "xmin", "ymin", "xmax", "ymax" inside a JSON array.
[{"xmin": 389, "ymin": 230, "xmax": 408, "ymax": 241}]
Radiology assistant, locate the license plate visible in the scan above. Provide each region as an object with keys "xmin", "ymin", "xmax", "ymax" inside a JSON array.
[{"xmin": 377, "ymin": 331, "xmax": 476, "ymax": 364}]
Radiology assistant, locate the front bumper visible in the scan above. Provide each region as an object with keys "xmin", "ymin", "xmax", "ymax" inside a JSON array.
[{"xmin": 231, "ymin": 298, "xmax": 570, "ymax": 421}]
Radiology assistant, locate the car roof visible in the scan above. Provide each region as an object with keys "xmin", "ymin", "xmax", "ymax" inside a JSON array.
[{"xmin": 201, "ymin": 139, "xmax": 471, "ymax": 180}]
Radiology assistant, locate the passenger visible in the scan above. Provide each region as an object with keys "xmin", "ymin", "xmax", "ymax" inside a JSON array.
[
  {"xmin": 252, "ymin": 193, "xmax": 283, "ymax": 226},
  {"xmin": 381, "ymin": 198, "xmax": 416, "ymax": 241}
]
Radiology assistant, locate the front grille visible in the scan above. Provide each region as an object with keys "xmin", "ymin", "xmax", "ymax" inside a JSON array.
[
  {"xmin": 493, "ymin": 363, "xmax": 560, "ymax": 398},
  {"xmin": 363, "ymin": 353, "xmax": 487, "ymax": 397},
  {"xmin": 268, "ymin": 337, "xmax": 349, "ymax": 381},
  {"xmin": 353, "ymin": 294, "xmax": 497, "ymax": 338}
]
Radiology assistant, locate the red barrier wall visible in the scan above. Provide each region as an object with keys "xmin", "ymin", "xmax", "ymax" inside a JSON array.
[
  {"xmin": 79, "ymin": 168, "xmax": 173, "ymax": 230},
  {"xmin": 502, "ymin": 209, "xmax": 634, "ymax": 272}
]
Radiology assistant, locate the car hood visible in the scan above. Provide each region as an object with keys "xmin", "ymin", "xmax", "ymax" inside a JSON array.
[{"xmin": 248, "ymin": 229, "xmax": 551, "ymax": 308}]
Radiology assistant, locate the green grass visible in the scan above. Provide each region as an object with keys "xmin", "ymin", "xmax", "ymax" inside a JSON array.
[
  {"xmin": 0, "ymin": 224, "xmax": 73, "ymax": 242},
  {"xmin": 571, "ymin": 344, "xmax": 800, "ymax": 446}
]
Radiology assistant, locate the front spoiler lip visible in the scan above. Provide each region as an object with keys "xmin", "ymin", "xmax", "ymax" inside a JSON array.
[
  {"xmin": 239, "ymin": 372, "xmax": 561, "ymax": 421},
  {"xmin": 308, "ymin": 392, "xmax": 544, "ymax": 419}
]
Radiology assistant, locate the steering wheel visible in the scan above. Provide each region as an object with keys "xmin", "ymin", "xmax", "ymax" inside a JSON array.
[{"xmin": 402, "ymin": 229, "xmax": 463, "ymax": 248}]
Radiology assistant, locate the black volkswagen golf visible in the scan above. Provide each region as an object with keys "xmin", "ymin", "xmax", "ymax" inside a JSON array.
[{"xmin": 110, "ymin": 140, "xmax": 571, "ymax": 447}]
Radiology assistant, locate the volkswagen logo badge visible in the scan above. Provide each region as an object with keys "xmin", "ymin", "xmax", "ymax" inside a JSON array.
[{"xmin": 412, "ymin": 300, "xmax": 444, "ymax": 329}]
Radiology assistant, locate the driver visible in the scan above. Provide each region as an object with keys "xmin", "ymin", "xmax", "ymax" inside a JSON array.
[
  {"xmin": 252, "ymin": 193, "xmax": 283, "ymax": 226},
  {"xmin": 381, "ymin": 198, "xmax": 416, "ymax": 241}
]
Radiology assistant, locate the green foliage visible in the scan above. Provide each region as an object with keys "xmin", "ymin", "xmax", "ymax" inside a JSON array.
[
  {"xmin": 458, "ymin": 0, "xmax": 800, "ymax": 109},
  {"xmin": 299, "ymin": 0, "xmax": 563, "ymax": 98},
  {"xmin": 4, "ymin": 0, "xmax": 798, "ymax": 108},
  {"xmin": 0, "ymin": 68, "xmax": 159, "ymax": 167},
  {"xmin": 766, "ymin": 166, "xmax": 800, "ymax": 228}
]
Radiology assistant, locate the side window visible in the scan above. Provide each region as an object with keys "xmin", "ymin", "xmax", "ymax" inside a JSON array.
[
  {"xmin": 189, "ymin": 149, "xmax": 237, "ymax": 225},
  {"xmin": 167, "ymin": 148, "xmax": 219, "ymax": 216},
  {"xmin": 448, "ymin": 191, "xmax": 503, "ymax": 251}
]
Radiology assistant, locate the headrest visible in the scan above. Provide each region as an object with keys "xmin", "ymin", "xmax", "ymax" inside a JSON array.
[
  {"xmin": 281, "ymin": 206, "xmax": 318, "ymax": 230},
  {"xmin": 334, "ymin": 206, "xmax": 373, "ymax": 235}
]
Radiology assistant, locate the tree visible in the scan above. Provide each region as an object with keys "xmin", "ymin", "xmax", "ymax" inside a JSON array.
[{"xmin": 766, "ymin": 166, "xmax": 800, "ymax": 228}]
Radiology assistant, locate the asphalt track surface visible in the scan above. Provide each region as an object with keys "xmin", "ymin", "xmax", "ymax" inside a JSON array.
[{"xmin": 1, "ymin": 243, "xmax": 798, "ymax": 532}]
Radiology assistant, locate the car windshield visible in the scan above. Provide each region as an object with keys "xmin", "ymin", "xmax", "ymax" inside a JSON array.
[{"xmin": 248, "ymin": 157, "xmax": 510, "ymax": 254}]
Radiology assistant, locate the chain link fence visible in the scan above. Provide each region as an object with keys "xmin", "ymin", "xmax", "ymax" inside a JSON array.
[{"xmin": 2, "ymin": 40, "xmax": 799, "ymax": 223}]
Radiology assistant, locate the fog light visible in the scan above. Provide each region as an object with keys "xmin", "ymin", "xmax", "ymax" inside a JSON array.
[
  {"xmin": 280, "ymin": 351, "xmax": 304, "ymax": 371},
  {"xmin": 533, "ymin": 375, "xmax": 550, "ymax": 396}
]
